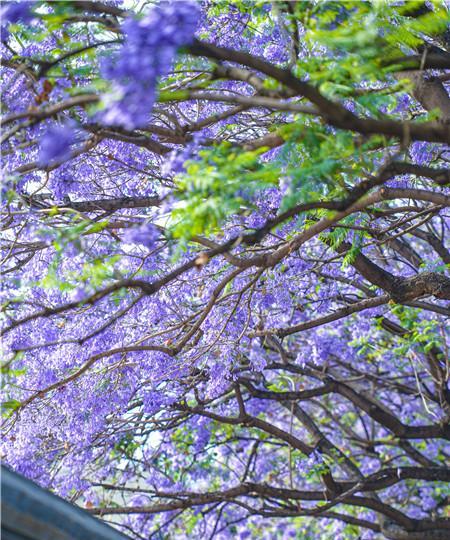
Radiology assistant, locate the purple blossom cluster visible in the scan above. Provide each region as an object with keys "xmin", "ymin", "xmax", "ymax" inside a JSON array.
[
  {"xmin": 38, "ymin": 123, "xmax": 78, "ymax": 168},
  {"xmin": 162, "ymin": 132, "xmax": 204, "ymax": 175},
  {"xmin": 123, "ymin": 222, "xmax": 160, "ymax": 249},
  {"xmin": 0, "ymin": 1, "xmax": 34, "ymax": 29},
  {"xmin": 102, "ymin": 1, "xmax": 200, "ymax": 128}
]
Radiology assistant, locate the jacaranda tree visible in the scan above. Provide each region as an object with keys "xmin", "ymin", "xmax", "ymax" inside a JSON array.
[{"xmin": 1, "ymin": 1, "xmax": 450, "ymax": 538}]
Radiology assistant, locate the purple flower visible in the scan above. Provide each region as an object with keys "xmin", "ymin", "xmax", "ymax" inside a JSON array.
[
  {"xmin": 50, "ymin": 167, "xmax": 81, "ymax": 201},
  {"xmin": 1, "ymin": 1, "xmax": 34, "ymax": 25},
  {"xmin": 38, "ymin": 124, "xmax": 77, "ymax": 167},
  {"xmin": 394, "ymin": 93, "xmax": 411, "ymax": 114},
  {"xmin": 123, "ymin": 223, "xmax": 160, "ymax": 249},
  {"xmin": 249, "ymin": 341, "xmax": 266, "ymax": 371},
  {"xmin": 162, "ymin": 133, "xmax": 203, "ymax": 175},
  {"xmin": 410, "ymin": 141, "xmax": 434, "ymax": 165},
  {"xmin": 101, "ymin": 1, "xmax": 200, "ymax": 128}
]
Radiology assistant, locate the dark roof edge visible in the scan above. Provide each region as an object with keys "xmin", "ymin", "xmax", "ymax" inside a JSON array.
[{"xmin": 1, "ymin": 465, "xmax": 131, "ymax": 540}]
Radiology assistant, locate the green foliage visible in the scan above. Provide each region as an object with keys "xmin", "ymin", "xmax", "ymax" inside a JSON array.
[
  {"xmin": 2, "ymin": 399, "xmax": 21, "ymax": 416},
  {"xmin": 113, "ymin": 434, "xmax": 140, "ymax": 459},
  {"xmin": 170, "ymin": 143, "xmax": 280, "ymax": 242},
  {"xmin": 293, "ymin": 1, "xmax": 449, "ymax": 85},
  {"xmin": 341, "ymin": 231, "xmax": 365, "ymax": 269},
  {"xmin": 34, "ymin": 217, "xmax": 122, "ymax": 293},
  {"xmin": 165, "ymin": 3, "xmax": 429, "ymax": 243}
]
